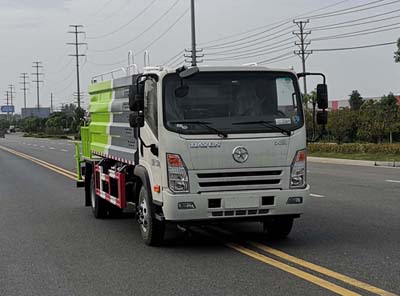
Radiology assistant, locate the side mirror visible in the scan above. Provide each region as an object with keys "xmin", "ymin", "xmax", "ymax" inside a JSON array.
[
  {"xmin": 129, "ymin": 112, "xmax": 144, "ymax": 128},
  {"xmin": 316, "ymin": 84, "xmax": 328, "ymax": 110},
  {"xmin": 316, "ymin": 110, "xmax": 328, "ymax": 125},
  {"xmin": 179, "ymin": 67, "xmax": 199, "ymax": 79},
  {"xmin": 129, "ymin": 83, "xmax": 145, "ymax": 111}
]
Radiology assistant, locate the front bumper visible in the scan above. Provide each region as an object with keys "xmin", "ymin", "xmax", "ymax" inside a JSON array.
[{"xmin": 162, "ymin": 185, "xmax": 310, "ymax": 221}]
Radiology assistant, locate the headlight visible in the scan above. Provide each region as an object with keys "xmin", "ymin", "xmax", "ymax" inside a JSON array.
[
  {"xmin": 167, "ymin": 153, "xmax": 190, "ymax": 193},
  {"xmin": 290, "ymin": 149, "xmax": 306, "ymax": 189}
]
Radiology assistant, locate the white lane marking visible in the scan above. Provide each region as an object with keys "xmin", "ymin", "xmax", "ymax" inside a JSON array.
[
  {"xmin": 61, "ymin": 149, "xmax": 69, "ymax": 152},
  {"xmin": 32, "ymin": 144, "xmax": 38, "ymax": 147},
  {"xmin": 385, "ymin": 180, "xmax": 400, "ymax": 184},
  {"xmin": 27, "ymin": 144, "xmax": 31, "ymax": 146},
  {"xmin": 49, "ymin": 147, "xmax": 55, "ymax": 150},
  {"xmin": 310, "ymin": 193, "xmax": 325, "ymax": 198},
  {"xmin": 40, "ymin": 145, "xmax": 45, "ymax": 148}
]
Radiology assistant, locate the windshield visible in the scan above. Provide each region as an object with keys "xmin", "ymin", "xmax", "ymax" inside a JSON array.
[{"xmin": 163, "ymin": 71, "xmax": 303, "ymax": 135}]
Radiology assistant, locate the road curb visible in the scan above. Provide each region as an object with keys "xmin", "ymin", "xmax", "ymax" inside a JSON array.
[{"xmin": 308, "ymin": 157, "xmax": 399, "ymax": 168}]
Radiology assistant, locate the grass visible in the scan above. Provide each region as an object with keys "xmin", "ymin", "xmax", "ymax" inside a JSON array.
[{"xmin": 309, "ymin": 152, "xmax": 400, "ymax": 162}]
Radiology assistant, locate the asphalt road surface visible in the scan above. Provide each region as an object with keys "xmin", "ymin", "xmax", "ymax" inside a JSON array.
[{"xmin": 0, "ymin": 133, "xmax": 399, "ymax": 296}]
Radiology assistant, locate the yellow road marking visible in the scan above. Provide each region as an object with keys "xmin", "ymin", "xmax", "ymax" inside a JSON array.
[
  {"xmin": 0, "ymin": 145, "xmax": 76, "ymax": 180},
  {"xmin": 227, "ymin": 242, "xmax": 361, "ymax": 296},
  {"xmin": 249, "ymin": 242, "xmax": 397, "ymax": 296}
]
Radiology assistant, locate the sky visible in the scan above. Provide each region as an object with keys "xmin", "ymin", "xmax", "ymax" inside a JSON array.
[{"xmin": 1, "ymin": 0, "xmax": 400, "ymax": 113}]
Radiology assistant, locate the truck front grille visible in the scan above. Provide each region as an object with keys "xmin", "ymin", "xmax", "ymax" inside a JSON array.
[{"xmin": 196, "ymin": 169, "xmax": 283, "ymax": 192}]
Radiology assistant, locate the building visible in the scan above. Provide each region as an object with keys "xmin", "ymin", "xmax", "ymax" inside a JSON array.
[
  {"xmin": 328, "ymin": 95, "xmax": 400, "ymax": 111},
  {"xmin": 21, "ymin": 107, "xmax": 51, "ymax": 119}
]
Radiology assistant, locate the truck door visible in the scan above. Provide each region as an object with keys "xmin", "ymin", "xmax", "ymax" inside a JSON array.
[{"xmin": 140, "ymin": 78, "xmax": 162, "ymax": 199}]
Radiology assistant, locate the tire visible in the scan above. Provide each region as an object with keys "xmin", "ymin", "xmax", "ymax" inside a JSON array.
[
  {"xmin": 108, "ymin": 204, "xmax": 123, "ymax": 218},
  {"xmin": 90, "ymin": 174, "xmax": 108, "ymax": 219},
  {"xmin": 137, "ymin": 186, "xmax": 165, "ymax": 246},
  {"xmin": 264, "ymin": 216, "xmax": 294, "ymax": 239}
]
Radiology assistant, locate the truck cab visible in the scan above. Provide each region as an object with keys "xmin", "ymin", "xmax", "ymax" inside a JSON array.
[{"xmin": 78, "ymin": 65, "xmax": 328, "ymax": 245}]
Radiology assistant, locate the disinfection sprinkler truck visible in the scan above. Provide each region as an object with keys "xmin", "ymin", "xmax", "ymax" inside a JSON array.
[{"xmin": 75, "ymin": 64, "xmax": 328, "ymax": 245}]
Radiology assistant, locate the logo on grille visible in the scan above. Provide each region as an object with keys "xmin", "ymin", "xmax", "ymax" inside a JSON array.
[{"xmin": 232, "ymin": 146, "xmax": 249, "ymax": 163}]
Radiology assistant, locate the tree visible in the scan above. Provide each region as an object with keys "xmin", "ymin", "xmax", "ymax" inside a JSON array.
[
  {"xmin": 45, "ymin": 112, "xmax": 67, "ymax": 135},
  {"xmin": 358, "ymin": 94, "xmax": 400, "ymax": 143},
  {"xmin": 379, "ymin": 93, "xmax": 400, "ymax": 143},
  {"xmin": 326, "ymin": 108, "xmax": 358, "ymax": 143},
  {"xmin": 394, "ymin": 38, "xmax": 400, "ymax": 63},
  {"xmin": 0, "ymin": 119, "xmax": 9, "ymax": 130},
  {"xmin": 349, "ymin": 90, "xmax": 364, "ymax": 111}
]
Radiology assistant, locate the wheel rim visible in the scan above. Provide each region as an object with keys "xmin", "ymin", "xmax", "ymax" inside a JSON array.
[{"xmin": 138, "ymin": 194, "xmax": 149, "ymax": 234}]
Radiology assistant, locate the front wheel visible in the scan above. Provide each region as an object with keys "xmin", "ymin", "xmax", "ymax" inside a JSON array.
[
  {"xmin": 137, "ymin": 186, "xmax": 165, "ymax": 246},
  {"xmin": 263, "ymin": 216, "xmax": 294, "ymax": 239}
]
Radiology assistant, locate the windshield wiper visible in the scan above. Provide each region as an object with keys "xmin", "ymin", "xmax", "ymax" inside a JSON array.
[
  {"xmin": 169, "ymin": 120, "xmax": 228, "ymax": 138},
  {"xmin": 232, "ymin": 120, "xmax": 291, "ymax": 136}
]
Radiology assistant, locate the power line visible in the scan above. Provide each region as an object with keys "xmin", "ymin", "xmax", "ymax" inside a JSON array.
[
  {"xmin": 205, "ymin": 38, "xmax": 294, "ymax": 56},
  {"xmin": 313, "ymin": 41, "xmax": 397, "ymax": 51},
  {"xmin": 313, "ymin": 14, "xmax": 400, "ymax": 31},
  {"xmin": 91, "ymin": 0, "xmax": 182, "ymax": 53},
  {"xmin": 162, "ymin": 50, "xmax": 185, "ymax": 65},
  {"xmin": 136, "ymin": 8, "xmax": 190, "ymax": 56},
  {"xmin": 312, "ymin": 21, "xmax": 400, "ymax": 41},
  {"xmin": 47, "ymin": 68, "xmax": 76, "ymax": 85},
  {"xmin": 47, "ymin": 57, "xmax": 74, "ymax": 74},
  {"xmin": 309, "ymin": 0, "xmax": 400, "ymax": 20},
  {"xmin": 87, "ymin": 0, "xmax": 158, "ymax": 39},
  {"xmin": 307, "ymin": 0, "xmax": 384, "ymax": 18},
  {"xmin": 204, "ymin": 25, "xmax": 294, "ymax": 50},
  {"xmin": 87, "ymin": 7, "xmax": 189, "ymax": 68},
  {"xmin": 89, "ymin": 0, "xmax": 114, "ymax": 17},
  {"xmin": 259, "ymin": 54, "xmax": 296, "ymax": 65},
  {"xmin": 204, "ymin": 44, "xmax": 294, "ymax": 61},
  {"xmin": 257, "ymin": 52, "xmax": 295, "ymax": 64},
  {"xmin": 310, "ymin": 8, "xmax": 400, "ymax": 30},
  {"xmin": 202, "ymin": 29, "xmax": 295, "ymax": 57},
  {"xmin": 198, "ymin": 0, "xmax": 351, "ymax": 46}
]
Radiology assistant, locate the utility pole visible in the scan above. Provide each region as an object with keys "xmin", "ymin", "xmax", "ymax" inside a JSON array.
[
  {"xmin": 50, "ymin": 93, "xmax": 54, "ymax": 113},
  {"xmin": 19, "ymin": 73, "xmax": 29, "ymax": 110},
  {"xmin": 190, "ymin": 0, "xmax": 197, "ymax": 66},
  {"xmin": 293, "ymin": 20, "xmax": 312, "ymax": 95},
  {"xmin": 8, "ymin": 85, "xmax": 15, "ymax": 119},
  {"xmin": 184, "ymin": 0, "xmax": 204, "ymax": 66},
  {"xmin": 8, "ymin": 85, "xmax": 15, "ymax": 108},
  {"xmin": 32, "ymin": 61, "xmax": 44, "ymax": 110},
  {"xmin": 5, "ymin": 91, "xmax": 10, "ymax": 121},
  {"xmin": 68, "ymin": 25, "xmax": 86, "ymax": 110}
]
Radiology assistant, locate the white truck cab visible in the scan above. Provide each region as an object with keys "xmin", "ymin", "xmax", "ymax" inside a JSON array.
[{"xmin": 80, "ymin": 65, "xmax": 328, "ymax": 245}]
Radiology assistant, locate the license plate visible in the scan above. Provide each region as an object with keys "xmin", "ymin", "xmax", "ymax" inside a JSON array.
[{"xmin": 224, "ymin": 197, "xmax": 259, "ymax": 209}]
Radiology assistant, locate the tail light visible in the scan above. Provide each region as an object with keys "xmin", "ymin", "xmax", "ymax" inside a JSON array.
[{"xmin": 167, "ymin": 154, "xmax": 190, "ymax": 193}]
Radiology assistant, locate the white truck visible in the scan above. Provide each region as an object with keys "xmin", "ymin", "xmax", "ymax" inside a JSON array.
[{"xmin": 76, "ymin": 65, "xmax": 328, "ymax": 245}]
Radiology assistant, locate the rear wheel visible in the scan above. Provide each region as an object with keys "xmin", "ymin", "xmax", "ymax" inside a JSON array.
[
  {"xmin": 264, "ymin": 216, "xmax": 294, "ymax": 239},
  {"xmin": 90, "ymin": 174, "xmax": 108, "ymax": 219},
  {"xmin": 137, "ymin": 186, "xmax": 165, "ymax": 246}
]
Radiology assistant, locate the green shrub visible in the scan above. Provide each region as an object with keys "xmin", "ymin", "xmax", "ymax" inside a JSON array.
[{"xmin": 308, "ymin": 143, "xmax": 400, "ymax": 154}]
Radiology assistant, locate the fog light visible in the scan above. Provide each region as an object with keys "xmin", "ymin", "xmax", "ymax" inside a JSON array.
[
  {"xmin": 287, "ymin": 196, "xmax": 303, "ymax": 204},
  {"xmin": 178, "ymin": 202, "xmax": 196, "ymax": 210}
]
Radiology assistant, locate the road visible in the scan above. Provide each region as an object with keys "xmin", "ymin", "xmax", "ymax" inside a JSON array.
[{"xmin": 0, "ymin": 133, "xmax": 399, "ymax": 296}]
